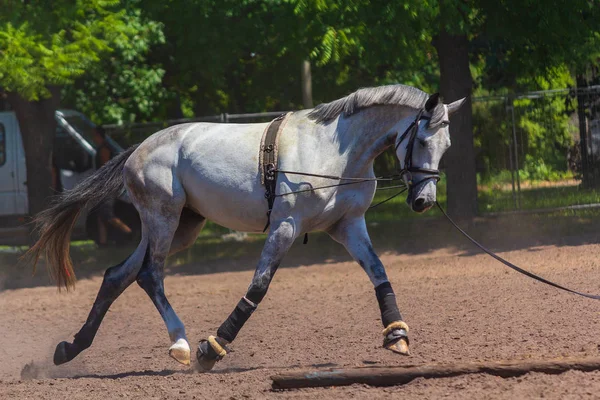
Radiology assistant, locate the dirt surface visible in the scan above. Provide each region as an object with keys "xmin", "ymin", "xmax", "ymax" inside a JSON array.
[{"xmin": 2, "ymin": 221, "xmax": 600, "ymax": 399}]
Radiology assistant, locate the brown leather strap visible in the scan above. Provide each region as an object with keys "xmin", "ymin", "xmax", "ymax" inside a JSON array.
[{"xmin": 260, "ymin": 112, "xmax": 292, "ymax": 231}]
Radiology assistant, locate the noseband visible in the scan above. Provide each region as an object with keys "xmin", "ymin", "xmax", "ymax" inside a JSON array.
[{"xmin": 394, "ymin": 110, "xmax": 441, "ymax": 188}]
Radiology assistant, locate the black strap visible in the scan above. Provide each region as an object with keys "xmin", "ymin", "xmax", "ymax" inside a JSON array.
[
  {"xmin": 436, "ymin": 201, "xmax": 600, "ymax": 300},
  {"xmin": 395, "ymin": 111, "xmax": 440, "ymax": 186}
]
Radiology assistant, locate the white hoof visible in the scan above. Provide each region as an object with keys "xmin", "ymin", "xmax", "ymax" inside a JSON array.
[{"xmin": 169, "ymin": 338, "xmax": 191, "ymax": 365}]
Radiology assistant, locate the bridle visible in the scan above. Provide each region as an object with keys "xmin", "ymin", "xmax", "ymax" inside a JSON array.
[{"xmin": 394, "ymin": 109, "xmax": 441, "ymax": 189}]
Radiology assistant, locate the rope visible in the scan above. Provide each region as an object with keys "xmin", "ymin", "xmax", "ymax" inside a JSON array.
[
  {"xmin": 273, "ymin": 170, "xmax": 405, "ymax": 198},
  {"xmin": 436, "ymin": 201, "xmax": 600, "ymax": 300},
  {"xmin": 274, "ymin": 169, "xmax": 400, "ymax": 181}
]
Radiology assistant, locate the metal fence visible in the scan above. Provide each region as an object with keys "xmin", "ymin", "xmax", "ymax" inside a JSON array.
[
  {"xmin": 473, "ymin": 86, "xmax": 600, "ymax": 212},
  {"xmin": 103, "ymin": 111, "xmax": 289, "ymax": 145},
  {"xmin": 104, "ymin": 86, "xmax": 600, "ymax": 213}
]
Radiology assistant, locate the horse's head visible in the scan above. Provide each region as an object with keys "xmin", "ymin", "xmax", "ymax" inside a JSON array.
[{"xmin": 394, "ymin": 93, "xmax": 466, "ymax": 213}]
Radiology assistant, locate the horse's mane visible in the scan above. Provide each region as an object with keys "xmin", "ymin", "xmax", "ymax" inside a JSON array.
[{"xmin": 308, "ymin": 84, "xmax": 445, "ymax": 127}]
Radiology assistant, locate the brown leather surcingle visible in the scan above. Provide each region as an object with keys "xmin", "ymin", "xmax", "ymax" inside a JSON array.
[{"xmin": 259, "ymin": 112, "xmax": 292, "ymax": 232}]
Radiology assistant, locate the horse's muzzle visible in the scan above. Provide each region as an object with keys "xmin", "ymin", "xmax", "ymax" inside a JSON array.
[
  {"xmin": 412, "ymin": 197, "xmax": 434, "ymax": 213},
  {"xmin": 407, "ymin": 180, "xmax": 436, "ymax": 213}
]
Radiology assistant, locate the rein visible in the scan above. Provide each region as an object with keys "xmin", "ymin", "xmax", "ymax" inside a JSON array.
[
  {"xmin": 271, "ymin": 169, "xmax": 408, "ymax": 209},
  {"xmin": 271, "ymin": 169, "xmax": 403, "ymax": 197}
]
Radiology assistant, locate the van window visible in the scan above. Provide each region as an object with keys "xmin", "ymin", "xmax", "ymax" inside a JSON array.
[
  {"xmin": 0, "ymin": 123, "xmax": 6, "ymax": 166},
  {"xmin": 53, "ymin": 124, "xmax": 92, "ymax": 172}
]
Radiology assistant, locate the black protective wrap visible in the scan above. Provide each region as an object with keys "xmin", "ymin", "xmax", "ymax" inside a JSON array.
[
  {"xmin": 375, "ymin": 282, "xmax": 403, "ymax": 327},
  {"xmin": 216, "ymin": 298, "xmax": 257, "ymax": 343}
]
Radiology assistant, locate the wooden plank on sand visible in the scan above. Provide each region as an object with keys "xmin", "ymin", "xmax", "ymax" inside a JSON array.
[{"xmin": 271, "ymin": 357, "xmax": 600, "ymax": 390}]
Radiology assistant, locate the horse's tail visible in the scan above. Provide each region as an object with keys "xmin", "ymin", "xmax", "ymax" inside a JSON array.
[{"xmin": 24, "ymin": 145, "xmax": 139, "ymax": 290}]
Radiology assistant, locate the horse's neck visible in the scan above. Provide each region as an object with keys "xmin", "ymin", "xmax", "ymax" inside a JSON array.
[{"xmin": 334, "ymin": 106, "xmax": 416, "ymax": 174}]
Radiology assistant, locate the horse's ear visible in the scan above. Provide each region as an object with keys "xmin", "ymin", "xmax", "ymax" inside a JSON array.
[
  {"xmin": 447, "ymin": 97, "xmax": 467, "ymax": 115},
  {"xmin": 425, "ymin": 93, "xmax": 441, "ymax": 112}
]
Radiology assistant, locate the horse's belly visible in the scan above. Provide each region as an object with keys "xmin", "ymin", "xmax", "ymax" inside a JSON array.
[
  {"xmin": 184, "ymin": 183, "xmax": 268, "ymax": 233},
  {"xmin": 177, "ymin": 123, "xmax": 271, "ymax": 232},
  {"xmin": 179, "ymin": 157, "xmax": 269, "ymax": 233}
]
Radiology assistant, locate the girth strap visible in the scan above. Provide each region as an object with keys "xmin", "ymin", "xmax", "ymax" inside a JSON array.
[{"xmin": 260, "ymin": 112, "xmax": 292, "ymax": 232}]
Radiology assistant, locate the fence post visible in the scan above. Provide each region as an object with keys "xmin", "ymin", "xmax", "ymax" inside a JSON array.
[
  {"xmin": 506, "ymin": 98, "xmax": 517, "ymax": 210},
  {"xmin": 301, "ymin": 60, "xmax": 314, "ymax": 109},
  {"xmin": 509, "ymin": 98, "xmax": 521, "ymax": 209},
  {"xmin": 575, "ymin": 82, "xmax": 590, "ymax": 187}
]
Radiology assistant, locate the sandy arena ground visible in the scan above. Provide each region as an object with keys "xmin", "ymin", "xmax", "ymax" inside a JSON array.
[{"xmin": 1, "ymin": 218, "xmax": 600, "ymax": 399}]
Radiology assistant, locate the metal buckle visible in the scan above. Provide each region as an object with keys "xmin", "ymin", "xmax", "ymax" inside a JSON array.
[
  {"xmin": 265, "ymin": 163, "xmax": 276, "ymax": 180},
  {"xmin": 404, "ymin": 171, "xmax": 413, "ymax": 186}
]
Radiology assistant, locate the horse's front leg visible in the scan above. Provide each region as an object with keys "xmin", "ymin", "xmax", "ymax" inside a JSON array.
[
  {"xmin": 328, "ymin": 216, "xmax": 410, "ymax": 355},
  {"xmin": 196, "ymin": 218, "xmax": 298, "ymax": 371}
]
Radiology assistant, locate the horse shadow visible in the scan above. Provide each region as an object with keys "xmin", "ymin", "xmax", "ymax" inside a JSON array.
[{"xmin": 2, "ymin": 212, "xmax": 599, "ymax": 290}]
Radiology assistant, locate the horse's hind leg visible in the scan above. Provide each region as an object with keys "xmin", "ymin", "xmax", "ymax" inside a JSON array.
[
  {"xmin": 53, "ymin": 238, "xmax": 148, "ymax": 365},
  {"xmin": 134, "ymin": 200, "xmax": 200, "ymax": 365},
  {"xmin": 327, "ymin": 216, "xmax": 410, "ymax": 355}
]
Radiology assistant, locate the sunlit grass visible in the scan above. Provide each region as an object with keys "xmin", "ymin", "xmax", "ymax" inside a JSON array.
[
  {"xmin": 366, "ymin": 179, "xmax": 600, "ymax": 224},
  {"xmin": 478, "ymin": 184, "xmax": 600, "ymax": 213}
]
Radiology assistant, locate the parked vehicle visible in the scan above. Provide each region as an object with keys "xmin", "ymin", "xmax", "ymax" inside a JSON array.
[{"xmin": 0, "ymin": 110, "xmax": 140, "ymax": 245}]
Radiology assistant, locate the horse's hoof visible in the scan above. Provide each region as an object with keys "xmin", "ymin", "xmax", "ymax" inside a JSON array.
[
  {"xmin": 384, "ymin": 337, "xmax": 410, "ymax": 356},
  {"xmin": 53, "ymin": 341, "xmax": 74, "ymax": 365},
  {"xmin": 195, "ymin": 342, "xmax": 218, "ymax": 373},
  {"xmin": 169, "ymin": 338, "xmax": 191, "ymax": 366}
]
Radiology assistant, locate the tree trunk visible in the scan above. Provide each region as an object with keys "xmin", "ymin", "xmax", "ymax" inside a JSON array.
[
  {"xmin": 166, "ymin": 92, "xmax": 185, "ymax": 120},
  {"xmin": 0, "ymin": 90, "xmax": 8, "ymax": 112},
  {"xmin": 434, "ymin": 31, "xmax": 478, "ymax": 218},
  {"xmin": 7, "ymin": 87, "xmax": 60, "ymax": 219},
  {"xmin": 301, "ymin": 60, "xmax": 313, "ymax": 109}
]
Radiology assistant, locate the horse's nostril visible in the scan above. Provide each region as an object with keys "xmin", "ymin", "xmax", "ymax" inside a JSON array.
[{"xmin": 414, "ymin": 198, "xmax": 425, "ymax": 208}]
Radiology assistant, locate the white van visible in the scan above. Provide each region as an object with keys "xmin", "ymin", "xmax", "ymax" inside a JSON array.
[{"xmin": 0, "ymin": 110, "xmax": 138, "ymax": 245}]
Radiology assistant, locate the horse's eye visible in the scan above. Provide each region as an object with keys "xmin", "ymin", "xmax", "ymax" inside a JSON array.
[{"xmin": 419, "ymin": 139, "xmax": 427, "ymax": 147}]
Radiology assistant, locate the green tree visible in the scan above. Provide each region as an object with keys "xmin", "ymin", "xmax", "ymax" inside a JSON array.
[
  {"xmin": 0, "ymin": 1, "xmax": 142, "ymax": 216},
  {"xmin": 140, "ymin": 0, "xmax": 438, "ymax": 117},
  {"xmin": 294, "ymin": 0, "xmax": 600, "ymax": 217},
  {"xmin": 63, "ymin": 5, "xmax": 166, "ymax": 124}
]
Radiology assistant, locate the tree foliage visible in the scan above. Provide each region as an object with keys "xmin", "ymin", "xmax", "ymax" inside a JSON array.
[
  {"xmin": 0, "ymin": 0, "xmax": 156, "ymax": 217},
  {"xmin": 62, "ymin": 4, "xmax": 166, "ymax": 124},
  {"xmin": 3, "ymin": 0, "xmax": 600, "ymax": 216},
  {"xmin": 0, "ymin": 0, "xmax": 133, "ymax": 100}
]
